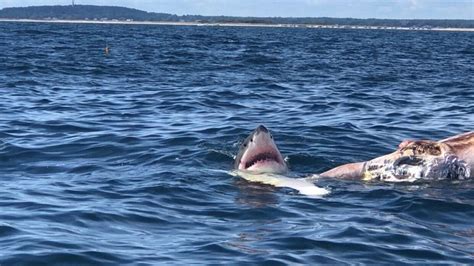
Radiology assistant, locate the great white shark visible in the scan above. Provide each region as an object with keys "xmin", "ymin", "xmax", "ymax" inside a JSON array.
[
  {"xmin": 232, "ymin": 125, "xmax": 328, "ymax": 197},
  {"xmin": 234, "ymin": 125, "xmax": 288, "ymax": 174}
]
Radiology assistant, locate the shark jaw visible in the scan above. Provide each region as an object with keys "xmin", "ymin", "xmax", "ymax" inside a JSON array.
[{"xmin": 234, "ymin": 125, "xmax": 288, "ymax": 174}]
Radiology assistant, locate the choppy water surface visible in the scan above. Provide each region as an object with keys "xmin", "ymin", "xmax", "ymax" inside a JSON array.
[{"xmin": 0, "ymin": 22, "xmax": 473, "ymax": 264}]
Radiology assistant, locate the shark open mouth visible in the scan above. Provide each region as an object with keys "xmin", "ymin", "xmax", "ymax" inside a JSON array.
[
  {"xmin": 234, "ymin": 125, "xmax": 288, "ymax": 174},
  {"xmin": 244, "ymin": 150, "xmax": 283, "ymax": 169}
]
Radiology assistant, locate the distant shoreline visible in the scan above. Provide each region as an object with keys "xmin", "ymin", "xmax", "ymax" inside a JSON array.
[{"xmin": 1, "ymin": 18, "xmax": 473, "ymax": 32}]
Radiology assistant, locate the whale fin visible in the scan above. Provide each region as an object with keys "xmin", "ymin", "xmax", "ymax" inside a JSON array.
[{"xmin": 231, "ymin": 171, "xmax": 330, "ymax": 197}]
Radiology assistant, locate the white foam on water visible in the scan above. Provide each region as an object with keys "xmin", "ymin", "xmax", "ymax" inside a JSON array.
[{"xmin": 230, "ymin": 171, "xmax": 330, "ymax": 197}]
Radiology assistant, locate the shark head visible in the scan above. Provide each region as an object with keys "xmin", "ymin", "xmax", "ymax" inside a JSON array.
[{"xmin": 234, "ymin": 125, "xmax": 288, "ymax": 174}]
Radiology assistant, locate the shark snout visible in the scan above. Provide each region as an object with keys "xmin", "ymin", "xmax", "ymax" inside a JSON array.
[{"xmin": 255, "ymin": 125, "xmax": 269, "ymax": 134}]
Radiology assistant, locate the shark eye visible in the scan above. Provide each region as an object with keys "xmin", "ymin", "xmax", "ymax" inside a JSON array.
[{"xmin": 270, "ymin": 135, "xmax": 273, "ymax": 139}]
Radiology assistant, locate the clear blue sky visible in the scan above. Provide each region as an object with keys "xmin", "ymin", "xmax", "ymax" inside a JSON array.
[{"xmin": 1, "ymin": 0, "xmax": 473, "ymax": 19}]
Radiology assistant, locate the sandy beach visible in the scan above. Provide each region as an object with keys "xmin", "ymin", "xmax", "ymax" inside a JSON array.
[{"xmin": 1, "ymin": 18, "xmax": 473, "ymax": 32}]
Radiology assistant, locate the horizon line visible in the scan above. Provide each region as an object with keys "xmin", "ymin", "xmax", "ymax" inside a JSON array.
[{"xmin": 1, "ymin": 4, "xmax": 473, "ymax": 21}]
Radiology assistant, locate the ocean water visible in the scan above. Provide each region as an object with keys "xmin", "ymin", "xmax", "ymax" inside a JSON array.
[{"xmin": 0, "ymin": 21, "xmax": 473, "ymax": 264}]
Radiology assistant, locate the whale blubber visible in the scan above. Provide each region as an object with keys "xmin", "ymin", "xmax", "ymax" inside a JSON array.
[{"xmin": 400, "ymin": 141, "xmax": 443, "ymax": 156}]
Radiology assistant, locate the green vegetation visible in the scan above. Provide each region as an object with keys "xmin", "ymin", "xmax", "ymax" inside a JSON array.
[{"xmin": 0, "ymin": 5, "xmax": 473, "ymax": 28}]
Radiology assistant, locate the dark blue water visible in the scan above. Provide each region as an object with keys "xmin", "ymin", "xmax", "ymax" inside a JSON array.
[{"xmin": 1, "ymin": 21, "xmax": 474, "ymax": 265}]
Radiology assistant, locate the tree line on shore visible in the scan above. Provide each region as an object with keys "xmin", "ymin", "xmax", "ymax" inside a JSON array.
[{"xmin": 0, "ymin": 5, "xmax": 472, "ymax": 28}]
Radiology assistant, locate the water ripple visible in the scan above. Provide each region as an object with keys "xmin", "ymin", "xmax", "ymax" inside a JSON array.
[{"xmin": 0, "ymin": 22, "xmax": 473, "ymax": 264}]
